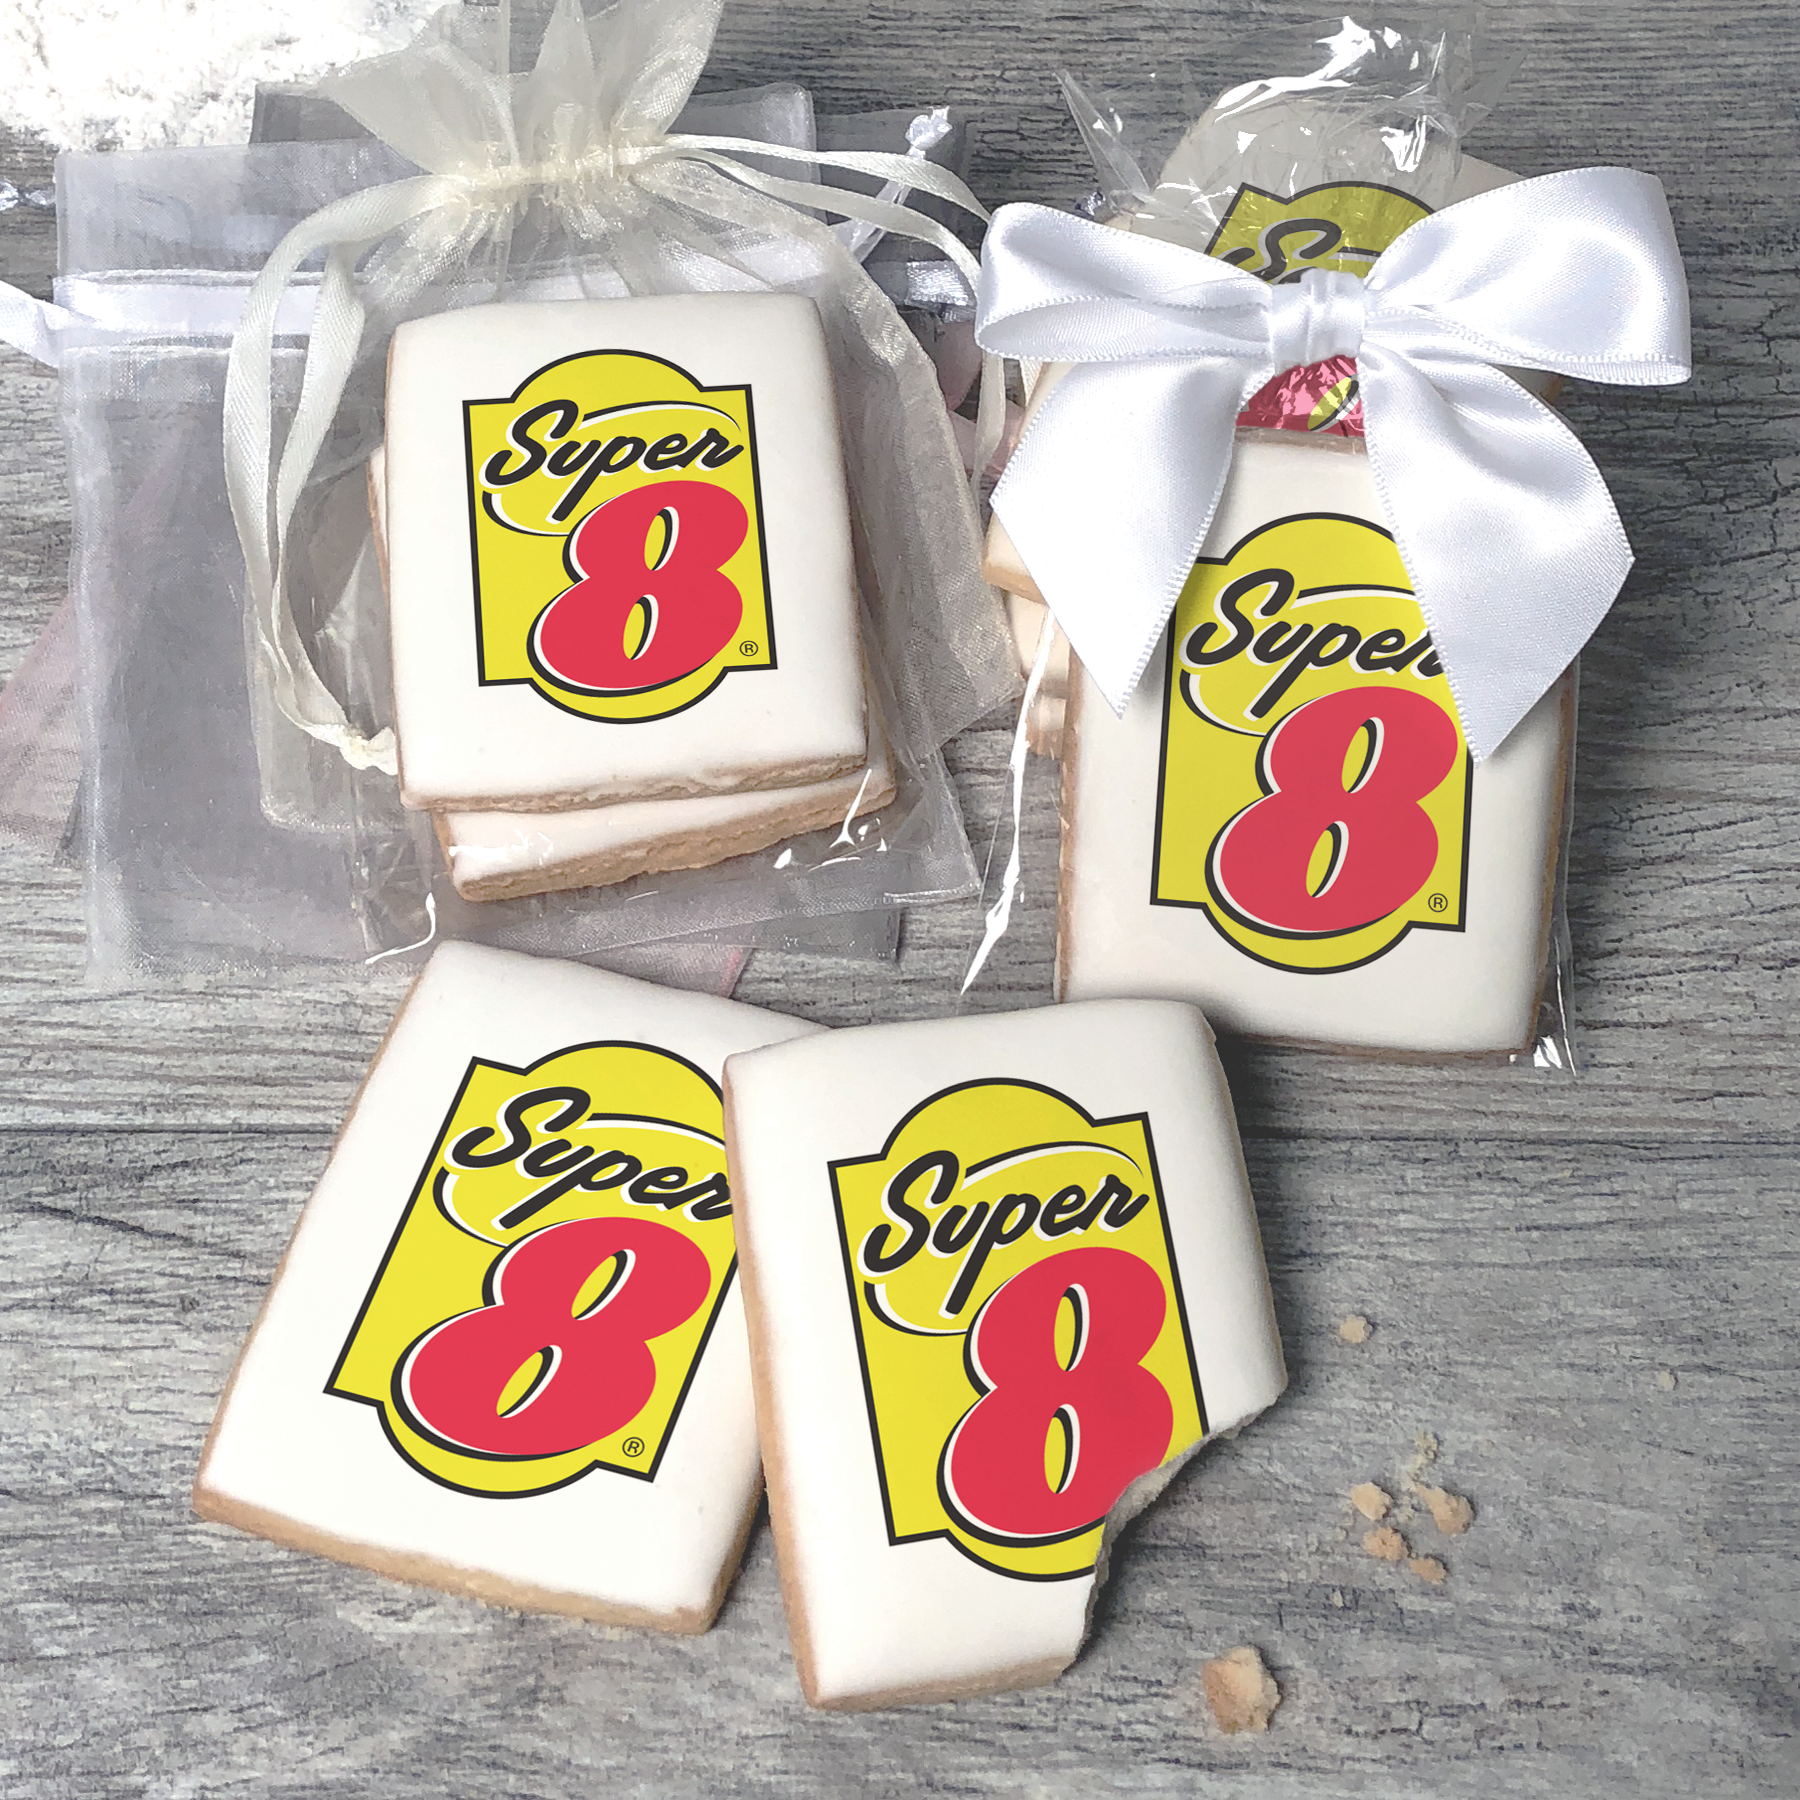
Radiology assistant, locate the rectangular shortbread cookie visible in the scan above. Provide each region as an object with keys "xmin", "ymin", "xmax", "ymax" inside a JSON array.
[
  {"xmin": 385, "ymin": 295, "xmax": 867, "ymax": 812},
  {"xmin": 435, "ymin": 712, "xmax": 898, "ymax": 901},
  {"xmin": 724, "ymin": 1001, "xmax": 1286, "ymax": 1708},
  {"xmin": 1058, "ymin": 432, "xmax": 1573, "ymax": 1053},
  {"xmin": 193, "ymin": 941, "xmax": 818, "ymax": 1630}
]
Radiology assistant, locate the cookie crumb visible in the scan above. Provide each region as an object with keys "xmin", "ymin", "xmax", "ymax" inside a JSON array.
[
  {"xmin": 1202, "ymin": 1645, "xmax": 1281, "ymax": 1734},
  {"xmin": 1350, "ymin": 1481, "xmax": 1392, "ymax": 1521},
  {"xmin": 1408, "ymin": 1556, "xmax": 1448, "ymax": 1585},
  {"xmin": 1362, "ymin": 1525, "xmax": 1409, "ymax": 1563},
  {"xmin": 1336, "ymin": 1314, "xmax": 1371, "ymax": 1344},
  {"xmin": 1416, "ymin": 1484, "xmax": 1474, "ymax": 1536},
  {"xmin": 1654, "ymin": 1369, "xmax": 1677, "ymax": 1392}
]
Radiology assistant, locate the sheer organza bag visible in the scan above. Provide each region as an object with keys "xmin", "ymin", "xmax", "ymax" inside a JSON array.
[{"xmin": 5, "ymin": 0, "xmax": 1014, "ymax": 985}]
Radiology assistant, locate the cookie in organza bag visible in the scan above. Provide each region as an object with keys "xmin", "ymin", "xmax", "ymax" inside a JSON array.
[
  {"xmin": 43, "ymin": 0, "xmax": 1014, "ymax": 983},
  {"xmin": 364, "ymin": 295, "xmax": 899, "ymax": 900}
]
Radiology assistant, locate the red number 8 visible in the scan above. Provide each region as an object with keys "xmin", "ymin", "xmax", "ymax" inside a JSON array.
[
  {"xmin": 941, "ymin": 1247, "xmax": 1175, "ymax": 1543},
  {"xmin": 397, "ymin": 1216, "xmax": 710, "ymax": 1459},
  {"xmin": 1209, "ymin": 684, "xmax": 1459, "ymax": 936},
  {"xmin": 531, "ymin": 480, "xmax": 748, "ymax": 695}
]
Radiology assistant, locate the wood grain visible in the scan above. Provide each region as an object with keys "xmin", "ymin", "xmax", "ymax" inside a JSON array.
[
  {"xmin": 1, "ymin": 1131, "xmax": 1793, "ymax": 1795},
  {"xmin": 1, "ymin": 1, "xmax": 1797, "ymax": 1794}
]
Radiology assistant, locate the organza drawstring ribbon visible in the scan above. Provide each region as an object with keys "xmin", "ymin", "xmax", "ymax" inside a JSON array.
[
  {"xmin": 974, "ymin": 168, "xmax": 1693, "ymax": 759},
  {"xmin": 222, "ymin": 0, "xmax": 1004, "ymax": 778}
]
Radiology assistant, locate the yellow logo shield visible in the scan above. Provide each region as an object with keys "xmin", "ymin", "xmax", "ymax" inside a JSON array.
[
  {"xmin": 1204, "ymin": 179, "xmax": 1432, "ymax": 283},
  {"xmin": 463, "ymin": 348, "xmax": 775, "ymax": 723},
  {"xmin": 830, "ymin": 1079, "xmax": 1206, "ymax": 1581},
  {"xmin": 1153, "ymin": 514, "xmax": 1471, "ymax": 973},
  {"xmin": 329, "ymin": 1041, "xmax": 739, "ymax": 1497}
]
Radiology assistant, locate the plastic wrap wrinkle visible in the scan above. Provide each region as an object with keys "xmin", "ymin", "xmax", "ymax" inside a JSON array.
[{"xmin": 969, "ymin": 13, "xmax": 1586, "ymax": 1069}]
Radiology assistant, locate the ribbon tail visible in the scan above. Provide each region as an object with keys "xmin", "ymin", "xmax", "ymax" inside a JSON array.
[
  {"xmin": 668, "ymin": 148, "xmax": 983, "ymax": 293},
  {"xmin": 1359, "ymin": 348, "xmax": 1632, "ymax": 761},
  {"xmin": 968, "ymin": 347, "xmax": 1008, "ymax": 493},
  {"xmin": 0, "ymin": 282, "xmax": 78, "ymax": 368},
  {"xmin": 222, "ymin": 175, "xmax": 445, "ymax": 781},
  {"xmin": 671, "ymin": 131, "xmax": 991, "ymax": 233},
  {"xmin": 659, "ymin": 147, "xmax": 1001, "ymax": 509},
  {"xmin": 962, "ymin": 615, "xmax": 1057, "ymax": 995},
  {"xmin": 989, "ymin": 358, "xmax": 1247, "ymax": 712}
]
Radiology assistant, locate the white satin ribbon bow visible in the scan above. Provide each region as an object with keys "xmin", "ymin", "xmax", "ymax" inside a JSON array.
[{"xmin": 975, "ymin": 167, "xmax": 1691, "ymax": 759}]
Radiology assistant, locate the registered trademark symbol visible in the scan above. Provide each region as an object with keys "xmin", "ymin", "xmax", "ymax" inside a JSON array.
[
  {"xmin": 738, "ymin": 640, "xmax": 758, "ymax": 656},
  {"xmin": 1428, "ymin": 892, "xmax": 1449, "ymax": 914},
  {"xmin": 622, "ymin": 1436, "xmax": 645, "ymax": 1458}
]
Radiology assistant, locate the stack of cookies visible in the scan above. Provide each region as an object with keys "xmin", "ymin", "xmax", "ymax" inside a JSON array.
[{"xmin": 372, "ymin": 293, "xmax": 895, "ymax": 902}]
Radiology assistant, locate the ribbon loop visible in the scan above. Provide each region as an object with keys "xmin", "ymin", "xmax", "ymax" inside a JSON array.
[
  {"xmin": 1268, "ymin": 268, "xmax": 1364, "ymax": 371},
  {"xmin": 976, "ymin": 167, "xmax": 1691, "ymax": 759}
]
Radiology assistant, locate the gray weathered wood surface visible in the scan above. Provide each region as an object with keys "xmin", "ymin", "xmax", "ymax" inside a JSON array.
[{"xmin": 2, "ymin": 3, "xmax": 1797, "ymax": 1795}]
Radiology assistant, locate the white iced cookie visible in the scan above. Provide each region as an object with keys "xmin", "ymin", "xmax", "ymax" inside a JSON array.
[
  {"xmin": 384, "ymin": 295, "xmax": 867, "ymax": 812},
  {"xmin": 435, "ymin": 711, "xmax": 898, "ymax": 902},
  {"xmin": 1059, "ymin": 432, "xmax": 1573, "ymax": 1053},
  {"xmin": 193, "ymin": 941, "xmax": 818, "ymax": 1630},
  {"xmin": 982, "ymin": 156, "xmax": 1568, "ymax": 1050},
  {"xmin": 724, "ymin": 1001, "xmax": 1286, "ymax": 1709}
]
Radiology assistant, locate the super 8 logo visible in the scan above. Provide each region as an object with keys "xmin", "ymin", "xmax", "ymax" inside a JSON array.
[
  {"xmin": 464, "ymin": 349, "xmax": 775, "ymax": 724},
  {"xmin": 830, "ymin": 1080, "xmax": 1206, "ymax": 1581},
  {"xmin": 329, "ymin": 1042, "xmax": 738, "ymax": 1497},
  {"xmin": 1204, "ymin": 179, "xmax": 1431, "ymax": 285},
  {"xmin": 1152, "ymin": 513, "xmax": 1471, "ymax": 975}
]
